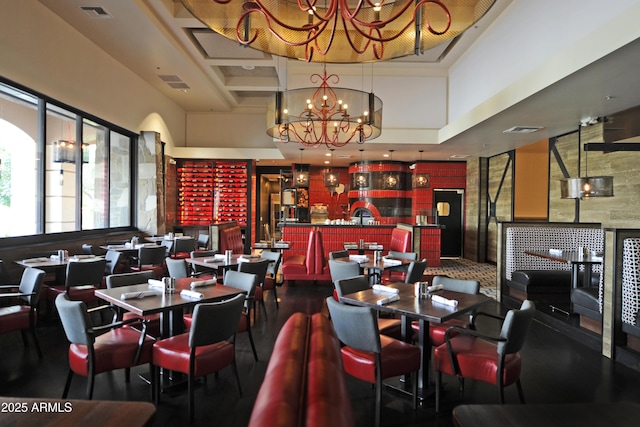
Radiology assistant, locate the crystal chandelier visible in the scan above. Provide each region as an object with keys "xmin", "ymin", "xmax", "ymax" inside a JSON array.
[
  {"xmin": 179, "ymin": 0, "xmax": 497, "ymax": 63},
  {"xmin": 266, "ymin": 65, "xmax": 382, "ymax": 148}
]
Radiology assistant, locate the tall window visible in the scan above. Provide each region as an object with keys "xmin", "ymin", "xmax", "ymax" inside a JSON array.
[
  {"xmin": 0, "ymin": 79, "xmax": 135, "ymax": 237},
  {"xmin": 0, "ymin": 83, "xmax": 38, "ymax": 237}
]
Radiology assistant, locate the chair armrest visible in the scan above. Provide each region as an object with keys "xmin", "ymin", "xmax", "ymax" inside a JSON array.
[
  {"xmin": 0, "ymin": 285, "xmax": 19, "ymax": 291},
  {"xmin": 444, "ymin": 325, "xmax": 507, "ymax": 375},
  {"xmin": 0, "ymin": 291, "xmax": 34, "ymax": 299},
  {"xmin": 470, "ymin": 311, "xmax": 505, "ymax": 330},
  {"xmin": 89, "ymin": 316, "xmax": 143, "ymax": 336}
]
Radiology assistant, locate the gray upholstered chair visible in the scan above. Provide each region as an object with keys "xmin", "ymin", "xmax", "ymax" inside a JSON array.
[
  {"xmin": 190, "ymin": 250, "xmax": 218, "ymax": 276},
  {"xmin": 327, "ymin": 296, "xmax": 421, "ymax": 427},
  {"xmin": 106, "ymin": 270, "xmax": 160, "ymax": 336},
  {"xmin": 386, "ymin": 250, "xmax": 418, "ymax": 281},
  {"xmin": 334, "ymin": 275, "xmax": 401, "ymax": 339},
  {"xmin": 404, "ymin": 259, "xmax": 428, "ymax": 284},
  {"xmin": 130, "ymin": 246, "xmax": 166, "ymax": 278},
  {"xmin": 433, "ymin": 299, "xmax": 536, "ymax": 412},
  {"xmin": 197, "ymin": 233, "xmax": 210, "ymax": 250},
  {"xmin": 152, "ymin": 293, "xmax": 245, "ymax": 422},
  {"xmin": 259, "ymin": 250, "xmax": 282, "ymax": 308},
  {"xmin": 0, "ymin": 267, "xmax": 45, "ymax": 357},
  {"xmin": 329, "ymin": 259, "xmax": 361, "ymax": 287},
  {"xmin": 238, "ymin": 259, "xmax": 270, "ymax": 321},
  {"xmin": 55, "ymin": 293, "xmax": 154, "ymax": 400},
  {"xmin": 165, "ymin": 257, "xmax": 190, "ymax": 278}
]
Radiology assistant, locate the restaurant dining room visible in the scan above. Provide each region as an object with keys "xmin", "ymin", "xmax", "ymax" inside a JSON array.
[{"xmin": 3, "ymin": 0, "xmax": 640, "ymax": 426}]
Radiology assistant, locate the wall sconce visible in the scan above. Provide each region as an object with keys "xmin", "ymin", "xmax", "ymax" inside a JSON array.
[{"xmin": 383, "ymin": 174, "xmax": 398, "ymax": 189}]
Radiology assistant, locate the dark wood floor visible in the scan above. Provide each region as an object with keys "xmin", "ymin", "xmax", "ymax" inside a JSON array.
[{"xmin": 3, "ymin": 278, "xmax": 640, "ymax": 426}]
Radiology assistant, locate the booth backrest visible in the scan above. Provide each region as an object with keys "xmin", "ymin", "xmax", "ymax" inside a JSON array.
[
  {"xmin": 314, "ymin": 230, "xmax": 329, "ymax": 278},
  {"xmin": 505, "ymin": 226, "xmax": 604, "ymax": 280},
  {"xmin": 248, "ymin": 312, "xmax": 353, "ymax": 427},
  {"xmin": 622, "ymin": 238, "xmax": 640, "ymax": 327},
  {"xmin": 219, "ymin": 226, "xmax": 244, "ymax": 254},
  {"xmin": 389, "ymin": 228, "xmax": 412, "ymax": 253}
]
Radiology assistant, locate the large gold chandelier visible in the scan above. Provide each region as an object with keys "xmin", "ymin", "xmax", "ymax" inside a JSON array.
[
  {"xmin": 266, "ymin": 66, "xmax": 383, "ymax": 147},
  {"xmin": 180, "ymin": 0, "xmax": 497, "ymax": 63}
]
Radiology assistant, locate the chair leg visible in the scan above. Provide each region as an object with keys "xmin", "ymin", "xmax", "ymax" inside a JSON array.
[
  {"xmin": 435, "ymin": 371, "xmax": 441, "ymax": 413},
  {"xmin": 516, "ymin": 379, "xmax": 526, "ymax": 403},
  {"xmin": 375, "ymin": 379, "xmax": 381, "ymax": 427},
  {"xmin": 259, "ymin": 299, "xmax": 268, "ymax": 320},
  {"xmin": 188, "ymin": 373, "xmax": 195, "ymax": 423},
  {"xmin": 232, "ymin": 359, "xmax": 242, "ymax": 397},
  {"xmin": 86, "ymin": 373, "xmax": 95, "ymax": 400},
  {"xmin": 20, "ymin": 329, "xmax": 29, "ymax": 348},
  {"xmin": 62, "ymin": 369, "xmax": 74, "ymax": 399},
  {"xmin": 272, "ymin": 287, "xmax": 279, "ymax": 309},
  {"xmin": 246, "ymin": 324, "xmax": 259, "ymax": 361},
  {"xmin": 30, "ymin": 324, "xmax": 42, "ymax": 358},
  {"xmin": 125, "ymin": 367, "xmax": 131, "ymax": 383},
  {"xmin": 412, "ymin": 370, "xmax": 418, "ymax": 410}
]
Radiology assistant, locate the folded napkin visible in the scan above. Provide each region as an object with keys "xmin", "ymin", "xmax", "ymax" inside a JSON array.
[
  {"xmin": 240, "ymin": 254, "xmax": 259, "ymax": 260},
  {"xmin": 382, "ymin": 257, "xmax": 402, "ymax": 266},
  {"xmin": 376, "ymin": 294, "xmax": 400, "ymax": 306},
  {"xmin": 73, "ymin": 254, "xmax": 95, "ymax": 260},
  {"xmin": 148, "ymin": 279, "xmax": 164, "ymax": 291},
  {"xmin": 23, "ymin": 257, "xmax": 49, "ymax": 263},
  {"xmin": 549, "ymin": 249, "xmax": 563, "ymax": 255},
  {"xmin": 427, "ymin": 284, "xmax": 444, "ymax": 292},
  {"xmin": 254, "ymin": 242, "xmax": 268, "ymax": 248},
  {"xmin": 431, "ymin": 294, "xmax": 458, "ymax": 307},
  {"xmin": 349, "ymin": 254, "xmax": 369, "ymax": 263},
  {"xmin": 121, "ymin": 290, "xmax": 159, "ymax": 300},
  {"xmin": 369, "ymin": 244, "xmax": 384, "ymax": 250},
  {"xmin": 213, "ymin": 254, "xmax": 226, "ymax": 260},
  {"xmin": 344, "ymin": 244, "xmax": 358, "ymax": 250},
  {"xmin": 180, "ymin": 289, "xmax": 204, "ymax": 299},
  {"xmin": 372, "ymin": 284, "xmax": 400, "ymax": 294},
  {"xmin": 190, "ymin": 279, "xmax": 216, "ymax": 288},
  {"xmin": 274, "ymin": 242, "xmax": 289, "ymax": 248}
]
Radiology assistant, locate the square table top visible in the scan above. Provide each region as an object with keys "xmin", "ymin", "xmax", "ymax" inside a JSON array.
[
  {"xmin": 94, "ymin": 277, "xmax": 244, "ymax": 317},
  {"xmin": 339, "ymin": 282, "xmax": 492, "ymax": 324}
]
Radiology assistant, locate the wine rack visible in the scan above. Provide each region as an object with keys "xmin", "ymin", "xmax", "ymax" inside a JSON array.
[{"xmin": 177, "ymin": 160, "xmax": 248, "ymax": 226}]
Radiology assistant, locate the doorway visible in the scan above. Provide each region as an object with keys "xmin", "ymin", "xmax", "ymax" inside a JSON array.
[{"xmin": 434, "ymin": 189, "xmax": 464, "ymax": 258}]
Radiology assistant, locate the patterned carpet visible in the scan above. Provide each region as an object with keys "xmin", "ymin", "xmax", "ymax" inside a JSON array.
[{"xmin": 424, "ymin": 258, "xmax": 498, "ymax": 299}]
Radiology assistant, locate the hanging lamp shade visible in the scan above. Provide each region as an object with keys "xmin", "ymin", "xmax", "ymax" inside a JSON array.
[{"xmin": 560, "ymin": 176, "xmax": 614, "ymax": 199}]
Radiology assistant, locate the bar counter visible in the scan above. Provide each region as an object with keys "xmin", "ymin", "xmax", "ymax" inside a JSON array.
[{"xmin": 280, "ymin": 223, "xmax": 442, "ymax": 267}]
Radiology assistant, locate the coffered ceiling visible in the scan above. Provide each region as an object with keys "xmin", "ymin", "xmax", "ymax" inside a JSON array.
[{"xmin": 37, "ymin": 0, "xmax": 640, "ymax": 167}]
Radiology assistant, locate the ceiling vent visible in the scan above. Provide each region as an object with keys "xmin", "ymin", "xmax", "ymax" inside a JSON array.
[
  {"xmin": 336, "ymin": 154, "xmax": 352, "ymax": 159},
  {"xmin": 80, "ymin": 6, "xmax": 112, "ymax": 18},
  {"xmin": 158, "ymin": 75, "xmax": 190, "ymax": 90},
  {"xmin": 502, "ymin": 126, "xmax": 543, "ymax": 134}
]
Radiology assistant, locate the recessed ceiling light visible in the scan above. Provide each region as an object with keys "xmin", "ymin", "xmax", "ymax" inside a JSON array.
[
  {"xmin": 503, "ymin": 126, "xmax": 543, "ymax": 134},
  {"xmin": 242, "ymin": 65, "xmax": 255, "ymax": 70}
]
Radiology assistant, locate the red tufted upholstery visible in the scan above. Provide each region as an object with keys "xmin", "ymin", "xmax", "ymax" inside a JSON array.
[
  {"xmin": 219, "ymin": 226, "xmax": 244, "ymax": 254},
  {"xmin": 248, "ymin": 312, "xmax": 353, "ymax": 427},
  {"xmin": 314, "ymin": 231, "xmax": 332, "ymax": 282},
  {"xmin": 389, "ymin": 228, "xmax": 412, "ymax": 252},
  {"xmin": 282, "ymin": 230, "xmax": 316, "ymax": 283}
]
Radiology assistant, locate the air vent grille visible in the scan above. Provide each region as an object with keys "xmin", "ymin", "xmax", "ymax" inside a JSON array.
[
  {"xmin": 158, "ymin": 75, "xmax": 190, "ymax": 90},
  {"xmin": 80, "ymin": 6, "xmax": 112, "ymax": 18},
  {"xmin": 503, "ymin": 126, "xmax": 543, "ymax": 134}
]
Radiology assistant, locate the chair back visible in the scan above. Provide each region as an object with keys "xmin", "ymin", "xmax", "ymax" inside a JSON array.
[
  {"xmin": 388, "ymin": 250, "xmax": 418, "ymax": 261},
  {"xmin": 159, "ymin": 240, "xmax": 174, "ymax": 256},
  {"xmin": 329, "ymin": 250, "xmax": 349, "ymax": 260},
  {"xmin": 238, "ymin": 259, "xmax": 270, "ymax": 286},
  {"xmin": 104, "ymin": 250, "xmax": 124, "ymax": 275},
  {"xmin": 432, "ymin": 276, "xmax": 480, "ymax": 294},
  {"xmin": 0, "ymin": 260, "xmax": 13, "ymax": 285},
  {"xmin": 82, "ymin": 244, "xmax": 94, "ymax": 255},
  {"xmin": 19, "ymin": 267, "xmax": 45, "ymax": 307},
  {"xmin": 189, "ymin": 293, "xmax": 245, "ymax": 348},
  {"xmin": 138, "ymin": 246, "xmax": 166, "ymax": 266},
  {"xmin": 65, "ymin": 259, "xmax": 107, "ymax": 288},
  {"xmin": 326, "ymin": 297, "xmax": 381, "ymax": 353},
  {"xmin": 191, "ymin": 250, "xmax": 217, "ymax": 258},
  {"xmin": 259, "ymin": 250, "xmax": 282, "ymax": 277},
  {"xmin": 389, "ymin": 228, "xmax": 412, "ymax": 252},
  {"xmin": 106, "ymin": 270, "xmax": 155, "ymax": 289},
  {"xmin": 224, "ymin": 270, "xmax": 257, "ymax": 309},
  {"xmin": 334, "ymin": 275, "xmax": 369, "ymax": 299},
  {"xmin": 165, "ymin": 257, "xmax": 189, "ymax": 278},
  {"xmin": 404, "ymin": 259, "xmax": 428, "ymax": 283},
  {"xmin": 174, "ymin": 237, "xmax": 196, "ymax": 254},
  {"xmin": 55, "ymin": 293, "xmax": 92, "ymax": 346},
  {"xmin": 329, "ymin": 260, "xmax": 361, "ymax": 286},
  {"xmin": 499, "ymin": 300, "xmax": 536, "ymax": 356},
  {"xmin": 197, "ymin": 233, "xmax": 210, "ymax": 250}
]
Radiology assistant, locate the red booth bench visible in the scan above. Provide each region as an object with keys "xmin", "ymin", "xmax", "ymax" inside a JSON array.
[
  {"xmin": 248, "ymin": 312, "xmax": 353, "ymax": 427},
  {"xmin": 219, "ymin": 225, "xmax": 244, "ymax": 254}
]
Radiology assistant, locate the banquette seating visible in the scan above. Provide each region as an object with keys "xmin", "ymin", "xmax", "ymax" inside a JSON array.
[
  {"xmin": 389, "ymin": 227, "xmax": 412, "ymax": 252},
  {"xmin": 282, "ymin": 230, "xmax": 316, "ymax": 284},
  {"xmin": 504, "ymin": 226, "xmax": 603, "ymax": 321},
  {"xmin": 219, "ymin": 225, "xmax": 244, "ymax": 254},
  {"xmin": 248, "ymin": 312, "xmax": 353, "ymax": 427}
]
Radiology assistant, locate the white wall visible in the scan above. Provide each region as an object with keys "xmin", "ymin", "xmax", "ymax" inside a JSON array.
[{"xmin": 0, "ymin": 1, "xmax": 186, "ymax": 147}]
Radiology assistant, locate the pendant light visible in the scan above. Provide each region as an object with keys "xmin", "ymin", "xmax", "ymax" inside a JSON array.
[
  {"xmin": 294, "ymin": 148, "xmax": 309, "ymax": 187},
  {"xmin": 355, "ymin": 149, "xmax": 368, "ymax": 188},
  {"xmin": 413, "ymin": 150, "xmax": 430, "ymax": 188},
  {"xmin": 383, "ymin": 150, "xmax": 398, "ymax": 189}
]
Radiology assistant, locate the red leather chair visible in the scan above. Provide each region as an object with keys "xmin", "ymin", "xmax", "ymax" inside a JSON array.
[
  {"xmin": 433, "ymin": 299, "xmax": 536, "ymax": 413},
  {"xmin": 106, "ymin": 270, "xmax": 161, "ymax": 338},
  {"xmin": 55, "ymin": 293, "xmax": 154, "ymax": 400},
  {"xmin": 47, "ymin": 259, "xmax": 108, "ymax": 307},
  {"xmin": 153, "ymin": 293, "xmax": 245, "ymax": 422},
  {"xmin": 171, "ymin": 237, "xmax": 196, "ymax": 259},
  {"xmin": 282, "ymin": 230, "xmax": 316, "ymax": 284},
  {"xmin": 327, "ymin": 296, "xmax": 421, "ymax": 427},
  {"xmin": 314, "ymin": 230, "xmax": 332, "ymax": 283},
  {"xmin": 238, "ymin": 258, "xmax": 270, "ymax": 321},
  {"xmin": 0, "ymin": 267, "xmax": 45, "ymax": 357}
]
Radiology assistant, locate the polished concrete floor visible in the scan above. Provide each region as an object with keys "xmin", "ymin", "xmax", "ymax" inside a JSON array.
[{"xmin": 3, "ymin": 262, "xmax": 640, "ymax": 426}]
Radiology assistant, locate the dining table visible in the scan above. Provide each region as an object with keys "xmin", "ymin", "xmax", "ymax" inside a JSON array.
[
  {"xmin": 339, "ymin": 282, "xmax": 492, "ymax": 393},
  {"xmin": 14, "ymin": 255, "xmax": 104, "ymax": 285},
  {"xmin": 334, "ymin": 255, "xmax": 413, "ymax": 284},
  {"xmin": 185, "ymin": 254, "xmax": 266, "ymax": 280},
  {"xmin": 94, "ymin": 276, "xmax": 245, "ymax": 338},
  {"xmin": 524, "ymin": 249, "xmax": 603, "ymax": 289}
]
